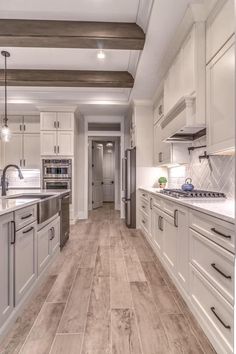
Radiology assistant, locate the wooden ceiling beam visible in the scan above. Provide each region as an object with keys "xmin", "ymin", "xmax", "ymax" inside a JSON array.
[
  {"xmin": 0, "ymin": 69, "xmax": 134, "ymax": 88},
  {"xmin": 0, "ymin": 19, "xmax": 145, "ymax": 50}
]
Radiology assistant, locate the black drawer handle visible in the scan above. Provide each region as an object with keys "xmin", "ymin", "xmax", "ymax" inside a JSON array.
[
  {"xmin": 211, "ymin": 228, "xmax": 231, "ymax": 239},
  {"xmin": 211, "ymin": 263, "xmax": 231, "ymax": 279},
  {"xmin": 142, "ymin": 220, "xmax": 146, "ymax": 225},
  {"xmin": 210, "ymin": 307, "xmax": 231, "ymax": 329},
  {"xmin": 142, "ymin": 205, "xmax": 146, "ymax": 209},
  {"xmin": 21, "ymin": 213, "xmax": 33, "ymax": 220},
  {"xmin": 22, "ymin": 226, "xmax": 34, "ymax": 234},
  {"xmin": 174, "ymin": 209, "xmax": 178, "ymax": 228},
  {"xmin": 11, "ymin": 221, "xmax": 16, "ymax": 245}
]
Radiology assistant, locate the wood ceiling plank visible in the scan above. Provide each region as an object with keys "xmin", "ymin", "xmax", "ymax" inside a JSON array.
[
  {"xmin": 0, "ymin": 19, "xmax": 145, "ymax": 50},
  {"xmin": 0, "ymin": 69, "xmax": 134, "ymax": 88}
]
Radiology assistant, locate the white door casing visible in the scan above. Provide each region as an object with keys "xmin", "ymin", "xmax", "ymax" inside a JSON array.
[{"xmin": 92, "ymin": 142, "xmax": 103, "ymax": 209}]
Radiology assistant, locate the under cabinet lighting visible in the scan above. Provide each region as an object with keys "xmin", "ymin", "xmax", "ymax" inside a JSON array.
[{"xmin": 97, "ymin": 50, "xmax": 106, "ymax": 59}]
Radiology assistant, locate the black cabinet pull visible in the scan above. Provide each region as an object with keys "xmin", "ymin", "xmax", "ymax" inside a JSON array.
[
  {"xmin": 174, "ymin": 209, "xmax": 178, "ymax": 228},
  {"xmin": 210, "ymin": 307, "xmax": 231, "ymax": 329},
  {"xmin": 159, "ymin": 216, "xmax": 164, "ymax": 231},
  {"xmin": 150, "ymin": 198, "xmax": 153, "ymax": 210},
  {"xmin": 11, "ymin": 221, "xmax": 16, "ymax": 245},
  {"xmin": 211, "ymin": 263, "xmax": 231, "ymax": 279},
  {"xmin": 21, "ymin": 213, "xmax": 32, "ymax": 220},
  {"xmin": 49, "ymin": 227, "xmax": 55, "ymax": 240},
  {"xmin": 142, "ymin": 220, "xmax": 146, "ymax": 225},
  {"xmin": 22, "ymin": 226, "xmax": 34, "ymax": 234},
  {"xmin": 211, "ymin": 228, "xmax": 231, "ymax": 239},
  {"xmin": 142, "ymin": 205, "xmax": 145, "ymax": 209}
]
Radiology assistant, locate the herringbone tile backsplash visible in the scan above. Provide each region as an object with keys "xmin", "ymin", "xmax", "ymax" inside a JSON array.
[{"xmin": 168, "ymin": 138, "xmax": 235, "ymax": 199}]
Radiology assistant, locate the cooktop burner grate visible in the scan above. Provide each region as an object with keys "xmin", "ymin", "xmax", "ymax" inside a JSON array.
[{"xmin": 160, "ymin": 189, "xmax": 226, "ymax": 198}]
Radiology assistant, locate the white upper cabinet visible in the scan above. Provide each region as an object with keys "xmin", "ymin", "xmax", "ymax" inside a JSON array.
[
  {"xmin": 57, "ymin": 112, "xmax": 74, "ymax": 130},
  {"xmin": 164, "ymin": 23, "xmax": 205, "ymax": 125},
  {"xmin": 24, "ymin": 134, "xmax": 41, "ymax": 169},
  {"xmin": 41, "ymin": 112, "xmax": 74, "ymax": 131},
  {"xmin": 40, "ymin": 131, "xmax": 57, "ymax": 156},
  {"xmin": 23, "ymin": 115, "xmax": 40, "ymax": 133},
  {"xmin": 40, "ymin": 112, "xmax": 57, "ymax": 130},
  {"xmin": 40, "ymin": 111, "xmax": 74, "ymax": 156},
  {"xmin": 4, "ymin": 134, "xmax": 23, "ymax": 167},
  {"xmin": 153, "ymin": 115, "xmax": 189, "ymax": 167},
  {"xmin": 206, "ymin": 0, "xmax": 234, "ymax": 63},
  {"xmin": 7, "ymin": 116, "xmax": 23, "ymax": 133},
  {"xmin": 207, "ymin": 37, "xmax": 235, "ymax": 154}
]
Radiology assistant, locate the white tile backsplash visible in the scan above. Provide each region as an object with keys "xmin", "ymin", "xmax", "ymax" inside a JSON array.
[
  {"xmin": 168, "ymin": 137, "xmax": 235, "ymax": 199},
  {"xmin": 0, "ymin": 169, "xmax": 41, "ymax": 188}
]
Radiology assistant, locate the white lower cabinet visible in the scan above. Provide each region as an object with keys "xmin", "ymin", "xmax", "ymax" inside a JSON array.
[
  {"xmin": 138, "ymin": 189, "xmax": 235, "ymax": 354},
  {"xmin": 14, "ymin": 222, "xmax": 37, "ymax": 306},
  {"xmin": 38, "ymin": 216, "xmax": 60, "ymax": 275},
  {"xmin": 0, "ymin": 213, "xmax": 14, "ymax": 328},
  {"xmin": 190, "ymin": 265, "xmax": 234, "ymax": 354},
  {"xmin": 162, "ymin": 211, "xmax": 177, "ymax": 273}
]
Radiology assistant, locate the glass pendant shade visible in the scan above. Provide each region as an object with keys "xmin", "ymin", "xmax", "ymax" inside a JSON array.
[{"xmin": 0, "ymin": 125, "xmax": 12, "ymax": 142}]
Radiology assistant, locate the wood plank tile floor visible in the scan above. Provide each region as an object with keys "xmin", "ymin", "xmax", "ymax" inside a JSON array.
[{"xmin": 0, "ymin": 203, "xmax": 216, "ymax": 354}]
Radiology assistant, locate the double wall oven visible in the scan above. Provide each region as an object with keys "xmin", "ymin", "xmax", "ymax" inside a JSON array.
[{"xmin": 42, "ymin": 159, "xmax": 72, "ymax": 192}]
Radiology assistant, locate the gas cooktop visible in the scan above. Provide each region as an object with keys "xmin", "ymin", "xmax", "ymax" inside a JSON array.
[{"xmin": 160, "ymin": 189, "xmax": 226, "ymax": 199}]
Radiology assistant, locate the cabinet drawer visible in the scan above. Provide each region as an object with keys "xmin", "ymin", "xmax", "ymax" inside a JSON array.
[
  {"xmin": 140, "ymin": 198, "xmax": 150, "ymax": 216},
  {"xmin": 151, "ymin": 195, "xmax": 163, "ymax": 210},
  {"xmin": 140, "ymin": 210, "xmax": 149, "ymax": 236},
  {"xmin": 140, "ymin": 190, "xmax": 149, "ymax": 202},
  {"xmin": 190, "ymin": 229, "xmax": 234, "ymax": 305},
  {"xmin": 163, "ymin": 200, "xmax": 177, "ymax": 218},
  {"xmin": 15, "ymin": 204, "xmax": 37, "ymax": 231},
  {"xmin": 190, "ymin": 265, "xmax": 234, "ymax": 353},
  {"xmin": 189, "ymin": 210, "xmax": 235, "ymax": 253}
]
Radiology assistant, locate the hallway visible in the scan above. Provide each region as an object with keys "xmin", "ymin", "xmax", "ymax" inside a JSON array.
[{"xmin": 0, "ymin": 204, "xmax": 215, "ymax": 354}]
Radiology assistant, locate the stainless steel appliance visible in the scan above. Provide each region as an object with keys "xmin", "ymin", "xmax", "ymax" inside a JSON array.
[
  {"xmin": 122, "ymin": 148, "xmax": 136, "ymax": 228},
  {"xmin": 42, "ymin": 159, "xmax": 72, "ymax": 201},
  {"xmin": 160, "ymin": 189, "xmax": 226, "ymax": 199},
  {"xmin": 60, "ymin": 192, "xmax": 70, "ymax": 248},
  {"xmin": 43, "ymin": 159, "xmax": 72, "ymax": 178}
]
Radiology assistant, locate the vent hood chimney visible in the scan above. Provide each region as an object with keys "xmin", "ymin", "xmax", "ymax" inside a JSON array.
[{"xmin": 161, "ymin": 96, "xmax": 206, "ymax": 142}]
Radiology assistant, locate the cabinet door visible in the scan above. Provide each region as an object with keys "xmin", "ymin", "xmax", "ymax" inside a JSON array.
[
  {"xmin": 176, "ymin": 207, "xmax": 189, "ymax": 294},
  {"xmin": 40, "ymin": 112, "xmax": 57, "ymax": 130},
  {"xmin": 207, "ymin": 38, "xmax": 235, "ymax": 154},
  {"xmin": 23, "ymin": 134, "xmax": 40, "ymax": 169},
  {"xmin": 171, "ymin": 51, "xmax": 183, "ymax": 106},
  {"xmin": 162, "ymin": 212, "xmax": 177, "ymax": 275},
  {"xmin": 57, "ymin": 112, "xmax": 73, "ymax": 130},
  {"xmin": 37, "ymin": 225, "xmax": 51, "ymax": 275},
  {"xmin": 57, "ymin": 131, "xmax": 73, "ymax": 155},
  {"xmin": 40, "ymin": 131, "xmax": 57, "ymax": 156},
  {"xmin": 14, "ymin": 222, "xmax": 37, "ymax": 306},
  {"xmin": 23, "ymin": 115, "xmax": 40, "ymax": 133},
  {"xmin": 50, "ymin": 217, "xmax": 60, "ymax": 255},
  {"xmin": 151, "ymin": 206, "xmax": 163, "ymax": 257},
  {"xmin": 182, "ymin": 28, "xmax": 195, "ymax": 96},
  {"xmin": 153, "ymin": 122, "xmax": 159, "ymax": 166},
  {"xmin": 4, "ymin": 134, "xmax": 23, "ymax": 166},
  {"xmin": 7, "ymin": 115, "xmax": 23, "ymax": 133},
  {"xmin": 206, "ymin": 0, "xmax": 234, "ymax": 62},
  {"xmin": 0, "ymin": 213, "xmax": 14, "ymax": 327}
]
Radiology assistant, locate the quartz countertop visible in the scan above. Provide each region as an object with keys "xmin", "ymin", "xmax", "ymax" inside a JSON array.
[
  {"xmin": 139, "ymin": 187, "xmax": 235, "ymax": 224},
  {"xmin": 0, "ymin": 189, "xmax": 71, "ymax": 216}
]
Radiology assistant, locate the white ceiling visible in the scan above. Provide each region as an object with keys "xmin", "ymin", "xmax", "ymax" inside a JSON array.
[
  {"xmin": 0, "ymin": 0, "xmax": 140, "ymax": 22},
  {"xmin": 0, "ymin": 47, "xmax": 139, "ymax": 72},
  {"xmin": 0, "ymin": 0, "xmax": 209, "ymax": 116}
]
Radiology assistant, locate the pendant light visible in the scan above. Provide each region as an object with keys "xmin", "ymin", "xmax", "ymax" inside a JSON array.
[{"xmin": 1, "ymin": 51, "xmax": 11, "ymax": 142}]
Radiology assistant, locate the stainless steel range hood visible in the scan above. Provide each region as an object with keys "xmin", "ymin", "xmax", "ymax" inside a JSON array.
[{"xmin": 161, "ymin": 96, "xmax": 206, "ymax": 142}]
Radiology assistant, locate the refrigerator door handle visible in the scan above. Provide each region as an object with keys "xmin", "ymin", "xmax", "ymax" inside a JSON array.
[
  {"xmin": 122, "ymin": 157, "xmax": 127, "ymax": 192},
  {"xmin": 127, "ymin": 150, "xmax": 131, "ymax": 199}
]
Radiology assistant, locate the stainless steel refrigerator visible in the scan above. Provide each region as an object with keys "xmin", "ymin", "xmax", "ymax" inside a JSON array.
[{"xmin": 122, "ymin": 147, "xmax": 136, "ymax": 228}]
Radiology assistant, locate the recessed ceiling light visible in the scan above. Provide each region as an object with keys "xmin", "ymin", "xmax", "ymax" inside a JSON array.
[{"xmin": 97, "ymin": 50, "xmax": 106, "ymax": 59}]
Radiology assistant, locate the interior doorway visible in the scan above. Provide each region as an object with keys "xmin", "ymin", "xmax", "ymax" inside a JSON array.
[{"xmin": 88, "ymin": 137, "xmax": 120, "ymax": 211}]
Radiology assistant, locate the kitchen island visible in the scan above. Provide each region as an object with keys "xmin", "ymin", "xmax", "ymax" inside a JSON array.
[{"xmin": 0, "ymin": 189, "xmax": 70, "ymax": 339}]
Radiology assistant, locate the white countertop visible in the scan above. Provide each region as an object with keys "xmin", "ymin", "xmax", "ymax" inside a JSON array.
[
  {"xmin": 139, "ymin": 187, "xmax": 235, "ymax": 224},
  {"xmin": 0, "ymin": 189, "xmax": 70, "ymax": 216}
]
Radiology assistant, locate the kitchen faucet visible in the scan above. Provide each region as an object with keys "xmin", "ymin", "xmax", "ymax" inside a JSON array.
[{"xmin": 1, "ymin": 164, "xmax": 24, "ymax": 196}]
